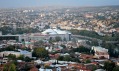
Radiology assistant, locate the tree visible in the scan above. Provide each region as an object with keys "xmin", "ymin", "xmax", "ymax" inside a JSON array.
[
  {"xmin": 17, "ymin": 55, "xmax": 24, "ymax": 60},
  {"xmin": 104, "ymin": 61, "xmax": 116, "ymax": 71},
  {"xmin": 32, "ymin": 48, "xmax": 49, "ymax": 58},
  {"xmin": 72, "ymin": 46, "xmax": 91, "ymax": 54},
  {"xmin": 3, "ymin": 64, "xmax": 8, "ymax": 71},
  {"xmin": 3, "ymin": 63, "xmax": 16, "ymax": 71},
  {"xmin": 57, "ymin": 56, "xmax": 64, "ymax": 61},
  {"xmin": 5, "ymin": 45, "xmax": 16, "ymax": 51},
  {"xmin": 60, "ymin": 45, "xmax": 66, "ymax": 48},
  {"xmin": 64, "ymin": 56, "xmax": 71, "ymax": 61},
  {"xmin": 24, "ymin": 56, "xmax": 31, "ymax": 62},
  {"xmin": 9, "ymin": 63, "xmax": 16, "ymax": 71},
  {"xmin": 92, "ymin": 65, "xmax": 97, "ymax": 71},
  {"xmin": 55, "ymin": 36, "xmax": 62, "ymax": 42},
  {"xmin": 44, "ymin": 25, "xmax": 50, "ymax": 29},
  {"xmin": 112, "ymin": 66, "xmax": 119, "ymax": 71},
  {"xmin": 90, "ymin": 50, "xmax": 95, "ymax": 55},
  {"xmin": 36, "ymin": 64, "xmax": 41, "ymax": 69},
  {"xmin": 8, "ymin": 54, "xmax": 16, "ymax": 60},
  {"xmin": 72, "ymin": 58, "xmax": 81, "ymax": 63},
  {"xmin": 85, "ymin": 59, "xmax": 91, "ymax": 63},
  {"xmin": 91, "ymin": 39, "xmax": 99, "ymax": 46},
  {"xmin": 21, "ymin": 64, "xmax": 31, "ymax": 71},
  {"xmin": 34, "ymin": 40, "xmax": 44, "ymax": 47},
  {"xmin": 69, "ymin": 29, "xmax": 102, "ymax": 39}
]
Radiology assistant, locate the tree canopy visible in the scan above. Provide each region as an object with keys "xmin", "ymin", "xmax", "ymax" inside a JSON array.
[
  {"xmin": 72, "ymin": 46, "xmax": 91, "ymax": 54},
  {"xmin": 32, "ymin": 47, "xmax": 49, "ymax": 59},
  {"xmin": 3, "ymin": 63, "xmax": 16, "ymax": 71},
  {"xmin": 104, "ymin": 61, "xmax": 116, "ymax": 71}
]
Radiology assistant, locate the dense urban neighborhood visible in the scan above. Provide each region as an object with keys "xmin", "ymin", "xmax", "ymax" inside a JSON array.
[{"xmin": 0, "ymin": 5, "xmax": 119, "ymax": 71}]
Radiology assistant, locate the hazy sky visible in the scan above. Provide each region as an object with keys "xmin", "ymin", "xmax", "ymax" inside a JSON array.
[{"xmin": 0, "ymin": 0, "xmax": 119, "ymax": 8}]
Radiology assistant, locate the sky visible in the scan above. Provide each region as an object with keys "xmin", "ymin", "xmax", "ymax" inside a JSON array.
[{"xmin": 0, "ymin": 0, "xmax": 119, "ymax": 8}]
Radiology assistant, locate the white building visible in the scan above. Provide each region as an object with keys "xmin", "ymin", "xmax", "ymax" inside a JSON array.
[
  {"xmin": 0, "ymin": 51, "xmax": 21, "ymax": 57},
  {"xmin": 92, "ymin": 46, "xmax": 109, "ymax": 59},
  {"xmin": 0, "ymin": 29, "xmax": 71, "ymax": 42},
  {"xmin": 95, "ymin": 69, "xmax": 106, "ymax": 71},
  {"xmin": 39, "ymin": 68, "xmax": 53, "ymax": 71},
  {"xmin": 0, "ymin": 58, "xmax": 8, "ymax": 64},
  {"xmin": 0, "ymin": 50, "xmax": 32, "ymax": 58},
  {"xmin": 42, "ymin": 29, "xmax": 71, "ymax": 41},
  {"xmin": 21, "ymin": 33, "xmax": 49, "ymax": 42}
]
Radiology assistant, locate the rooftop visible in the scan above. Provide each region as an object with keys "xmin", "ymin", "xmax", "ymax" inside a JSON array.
[{"xmin": 42, "ymin": 29, "xmax": 71, "ymax": 35}]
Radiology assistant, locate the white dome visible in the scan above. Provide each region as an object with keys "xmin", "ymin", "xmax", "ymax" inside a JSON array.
[{"xmin": 42, "ymin": 29, "xmax": 71, "ymax": 35}]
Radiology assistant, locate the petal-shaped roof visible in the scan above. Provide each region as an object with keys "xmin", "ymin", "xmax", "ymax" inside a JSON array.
[{"xmin": 42, "ymin": 29, "xmax": 71, "ymax": 35}]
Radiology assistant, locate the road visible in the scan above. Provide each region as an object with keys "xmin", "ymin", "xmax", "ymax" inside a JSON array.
[{"xmin": 72, "ymin": 35, "xmax": 118, "ymax": 44}]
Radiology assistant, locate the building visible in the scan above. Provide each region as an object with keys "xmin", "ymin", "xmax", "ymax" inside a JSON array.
[
  {"xmin": 0, "ymin": 29, "xmax": 71, "ymax": 42},
  {"xmin": 39, "ymin": 68, "xmax": 53, "ymax": 71},
  {"xmin": 92, "ymin": 46, "xmax": 109, "ymax": 59},
  {"xmin": 0, "ymin": 50, "xmax": 32, "ymax": 58},
  {"xmin": 0, "ymin": 58, "xmax": 8, "ymax": 64},
  {"xmin": 0, "ymin": 51, "xmax": 21, "ymax": 57},
  {"xmin": 0, "ymin": 35, "xmax": 22, "ymax": 42},
  {"xmin": 42, "ymin": 28, "xmax": 71, "ymax": 41}
]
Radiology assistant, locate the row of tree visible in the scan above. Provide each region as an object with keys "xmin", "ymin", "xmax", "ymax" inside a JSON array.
[
  {"xmin": 71, "ymin": 46, "xmax": 91, "ymax": 54},
  {"xmin": 70, "ymin": 29, "xmax": 102, "ymax": 39},
  {"xmin": 57, "ymin": 55, "xmax": 80, "ymax": 63},
  {"xmin": 7, "ymin": 54, "xmax": 32, "ymax": 62},
  {"xmin": 70, "ymin": 29, "xmax": 119, "ymax": 41},
  {"xmin": 104, "ymin": 61, "xmax": 119, "ymax": 71},
  {"xmin": 3, "ymin": 63, "xmax": 16, "ymax": 71}
]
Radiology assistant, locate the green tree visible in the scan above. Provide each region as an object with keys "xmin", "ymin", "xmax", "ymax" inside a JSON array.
[
  {"xmin": 70, "ymin": 29, "xmax": 102, "ymax": 39},
  {"xmin": 9, "ymin": 63, "xmax": 16, "ymax": 71},
  {"xmin": 113, "ymin": 23, "xmax": 119, "ymax": 28},
  {"xmin": 112, "ymin": 66, "xmax": 119, "ymax": 71},
  {"xmin": 104, "ymin": 61, "xmax": 116, "ymax": 71},
  {"xmin": 72, "ymin": 46, "xmax": 91, "ymax": 54},
  {"xmin": 22, "ymin": 64, "xmax": 31, "ymax": 71},
  {"xmin": 55, "ymin": 36, "xmax": 62, "ymax": 42},
  {"xmin": 3, "ymin": 63, "xmax": 16, "ymax": 71},
  {"xmin": 64, "ymin": 56, "xmax": 71, "ymax": 61},
  {"xmin": 5, "ymin": 45, "xmax": 16, "ymax": 51},
  {"xmin": 36, "ymin": 64, "xmax": 41, "ymax": 69},
  {"xmin": 3, "ymin": 64, "xmax": 8, "ymax": 71},
  {"xmin": 32, "ymin": 48, "xmax": 49, "ymax": 58},
  {"xmin": 57, "ymin": 56, "xmax": 64, "ymax": 61},
  {"xmin": 72, "ymin": 58, "xmax": 81, "ymax": 63},
  {"xmin": 8, "ymin": 54, "xmax": 16, "ymax": 60},
  {"xmin": 34, "ymin": 40, "xmax": 44, "ymax": 47},
  {"xmin": 91, "ymin": 39, "xmax": 99, "ymax": 46},
  {"xmin": 17, "ymin": 55, "xmax": 24, "ymax": 60},
  {"xmin": 24, "ymin": 56, "xmax": 32, "ymax": 62},
  {"xmin": 90, "ymin": 49, "xmax": 95, "ymax": 55},
  {"xmin": 92, "ymin": 65, "xmax": 97, "ymax": 71},
  {"xmin": 85, "ymin": 59, "xmax": 91, "ymax": 63},
  {"xmin": 60, "ymin": 45, "xmax": 66, "ymax": 48}
]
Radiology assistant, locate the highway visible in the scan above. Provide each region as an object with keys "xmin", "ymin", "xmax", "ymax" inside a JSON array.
[{"xmin": 72, "ymin": 35, "xmax": 118, "ymax": 44}]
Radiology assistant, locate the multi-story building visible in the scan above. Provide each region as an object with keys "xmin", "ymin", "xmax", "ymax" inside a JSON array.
[{"xmin": 92, "ymin": 46, "xmax": 109, "ymax": 59}]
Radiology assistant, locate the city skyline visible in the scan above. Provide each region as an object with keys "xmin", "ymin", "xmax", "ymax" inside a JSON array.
[{"xmin": 0, "ymin": 0, "xmax": 119, "ymax": 8}]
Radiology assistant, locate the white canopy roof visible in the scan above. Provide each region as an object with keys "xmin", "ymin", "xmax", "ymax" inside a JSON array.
[{"xmin": 42, "ymin": 29, "xmax": 71, "ymax": 35}]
